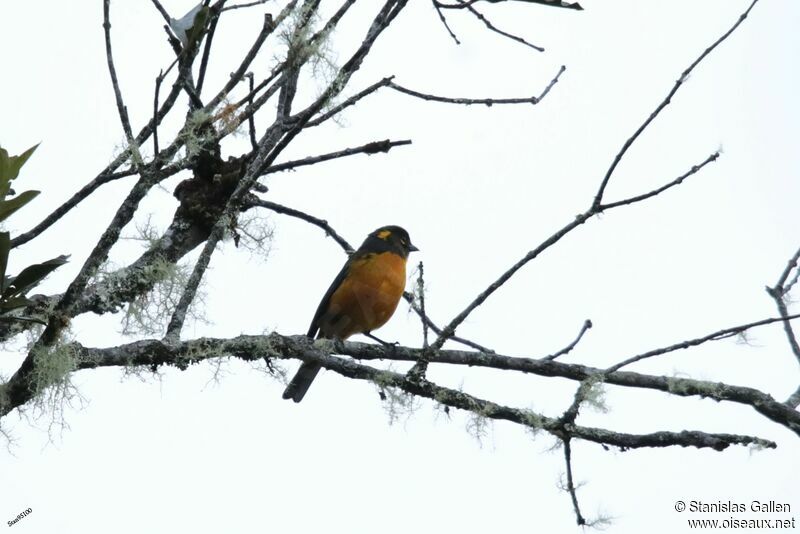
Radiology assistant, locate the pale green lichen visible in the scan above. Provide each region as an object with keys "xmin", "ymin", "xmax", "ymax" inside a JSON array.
[
  {"xmin": 23, "ymin": 335, "xmax": 88, "ymax": 439},
  {"xmin": 123, "ymin": 256, "xmax": 208, "ymax": 337},
  {"xmin": 666, "ymin": 374, "xmax": 725, "ymax": 400},
  {"xmin": 230, "ymin": 211, "xmax": 274, "ymax": 261},
  {"xmin": 371, "ymin": 366, "xmax": 420, "ymax": 425},
  {"xmin": 29, "ymin": 343, "xmax": 77, "ymax": 404},
  {"xmin": 177, "ymin": 109, "xmax": 215, "ymax": 162},
  {"xmin": 92, "ymin": 255, "xmax": 208, "ymax": 338},
  {"xmin": 581, "ymin": 376, "xmax": 610, "ymax": 414},
  {"xmin": 465, "ymin": 409, "xmax": 494, "ymax": 447},
  {"xmin": 276, "ymin": 3, "xmax": 343, "ymax": 120},
  {"xmin": 378, "ymin": 384, "xmax": 421, "ymax": 426},
  {"xmin": 520, "ymin": 408, "xmax": 545, "ymax": 439}
]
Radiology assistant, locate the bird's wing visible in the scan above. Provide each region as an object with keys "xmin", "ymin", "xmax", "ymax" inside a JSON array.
[{"xmin": 306, "ymin": 255, "xmax": 355, "ymax": 338}]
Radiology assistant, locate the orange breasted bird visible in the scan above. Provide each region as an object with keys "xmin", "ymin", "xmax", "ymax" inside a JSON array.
[{"xmin": 282, "ymin": 225, "xmax": 418, "ymax": 402}]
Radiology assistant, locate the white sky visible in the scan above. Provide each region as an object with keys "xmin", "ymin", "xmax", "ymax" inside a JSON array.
[{"xmin": 1, "ymin": 0, "xmax": 799, "ymax": 532}]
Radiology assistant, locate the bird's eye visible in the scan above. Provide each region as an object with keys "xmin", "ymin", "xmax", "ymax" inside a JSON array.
[{"xmin": 401, "ymin": 239, "xmax": 407, "ymax": 246}]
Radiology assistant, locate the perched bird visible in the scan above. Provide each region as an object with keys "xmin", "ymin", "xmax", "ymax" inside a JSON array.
[{"xmin": 282, "ymin": 225, "xmax": 418, "ymax": 402}]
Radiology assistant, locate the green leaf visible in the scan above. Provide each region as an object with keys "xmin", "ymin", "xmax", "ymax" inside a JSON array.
[
  {"xmin": 186, "ymin": 5, "xmax": 210, "ymax": 48},
  {"xmin": 3, "ymin": 254, "xmax": 69, "ymax": 299},
  {"xmin": 0, "ymin": 189, "xmax": 40, "ymax": 222},
  {"xmin": 0, "ymin": 143, "xmax": 39, "ymax": 183},
  {"xmin": 0, "ymin": 231, "xmax": 9, "ymax": 293}
]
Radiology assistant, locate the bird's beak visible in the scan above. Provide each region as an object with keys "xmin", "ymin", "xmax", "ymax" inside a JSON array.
[{"xmin": 409, "ymin": 243, "xmax": 419, "ymax": 252}]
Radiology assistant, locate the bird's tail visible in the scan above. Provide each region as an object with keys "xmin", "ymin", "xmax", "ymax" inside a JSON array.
[{"xmin": 282, "ymin": 361, "xmax": 321, "ymax": 403}]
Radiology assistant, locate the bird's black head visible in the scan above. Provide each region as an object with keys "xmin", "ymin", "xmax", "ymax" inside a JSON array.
[{"xmin": 360, "ymin": 225, "xmax": 419, "ymax": 258}]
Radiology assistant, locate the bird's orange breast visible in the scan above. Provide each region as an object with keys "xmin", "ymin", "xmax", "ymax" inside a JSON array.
[{"xmin": 320, "ymin": 252, "xmax": 407, "ymax": 340}]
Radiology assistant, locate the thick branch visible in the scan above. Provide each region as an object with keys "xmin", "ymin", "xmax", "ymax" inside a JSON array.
[
  {"xmin": 52, "ymin": 335, "xmax": 777, "ymax": 451},
  {"xmin": 3, "ymin": 331, "xmax": 791, "ymax": 436}
]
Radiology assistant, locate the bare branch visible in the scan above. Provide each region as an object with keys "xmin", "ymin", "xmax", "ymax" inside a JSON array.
[
  {"xmin": 149, "ymin": 0, "xmax": 173, "ymax": 26},
  {"xmin": 58, "ymin": 336, "xmax": 776, "ymax": 451},
  {"xmin": 251, "ymin": 199, "xmax": 355, "ymax": 253},
  {"xmin": 306, "ymin": 77, "xmax": 395, "ymax": 127},
  {"xmin": 245, "ymin": 73, "xmax": 258, "ymax": 151},
  {"xmin": 605, "ymin": 313, "xmax": 800, "ymax": 374},
  {"xmin": 387, "ymin": 65, "xmax": 565, "ymax": 106},
  {"xmin": 563, "ymin": 440, "xmax": 586, "ymax": 526},
  {"xmin": 10, "ymin": 163, "xmax": 183, "ymax": 249},
  {"xmin": 435, "ymin": 0, "xmax": 583, "ymax": 12},
  {"xmin": 458, "ymin": 0, "xmax": 544, "ymax": 52},
  {"xmin": 262, "ymin": 139, "xmax": 412, "ymax": 175},
  {"xmin": 766, "ymin": 245, "xmax": 800, "ymax": 367},
  {"xmin": 103, "ymin": 0, "xmax": 141, "ymax": 168},
  {"xmin": 432, "ymin": 0, "xmax": 461, "ymax": 44},
  {"xmin": 221, "ymin": 0, "xmax": 270, "ymax": 12},
  {"xmin": 163, "ymin": 230, "xmax": 220, "ymax": 342},
  {"xmin": 542, "ymin": 319, "xmax": 592, "ymax": 361},
  {"xmin": 598, "ymin": 151, "xmax": 720, "ymax": 210},
  {"xmin": 786, "ymin": 386, "xmax": 800, "ymax": 409},
  {"xmin": 196, "ymin": 1, "xmax": 227, "ymax": 95},
  {"xmin": 430, "ymin": 128, "xmax": 720, "ymax": 352},
  {"xmin": 592, "ymin": 0, "xmax": 761, "ymax": 208},
  {"xmin": 207, "ymin": 11, "xmax": 278, "ymax": 110}
]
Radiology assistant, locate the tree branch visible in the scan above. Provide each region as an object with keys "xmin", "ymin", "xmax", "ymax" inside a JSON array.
[
  {"xmin": 456, "ymin": 0, "xmax": 544, "ymax": 52},
  {"xmin": 51, "ymin": 335, "xmax": 778, "ymax": 452},
  {"xmin": 592, "ymin": 0, "xmax": 761, "ymax": 208},
  {"xmin": 250, "ymin": 199, "xmax": 355, "ymax": 253},
  {"xmin": 261, "ymin": 139, "xmax": 412, "ymax": 175},
  {"xmin": 387, "ymin": 65, "xmax": 564, "ymax": 106},
  {"xmin": 542, "ymin": 319, "xmax": 592, "ymax": 361},
  {"xmin": 103, "ymin": 0, "xmax": 142, "ymax": 169},
  {"xmin": 434, "ymin": 0, "xmax": 583, "ymax": 12}
]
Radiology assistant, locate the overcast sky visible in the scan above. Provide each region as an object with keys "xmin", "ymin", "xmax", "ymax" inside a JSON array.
[{"xmin": 2, "ymin": 0, "xmax": 799, "ymax": 532}]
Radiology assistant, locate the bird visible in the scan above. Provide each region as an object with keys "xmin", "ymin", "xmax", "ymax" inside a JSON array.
[{"xmin": 282, "ymin": 225, "xmax": 418, "ymax": 402}]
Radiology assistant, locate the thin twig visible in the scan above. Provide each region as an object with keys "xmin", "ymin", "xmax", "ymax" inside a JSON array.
[
  {"xmin": 429, "ymin": 149, "xmax": 721, "ymax": 350},
  {"xmin": 196, "ymin": 1, "xmax": 226, "ymax": 95},
  {"xmin": 773, "ymin": 246, "xmax": 800, "ymax": 290},
  {"xmin": 262, "ymin": 139, "xmax": 412, "ymax": 175},
  {"xmin": 163, "ymin": 228, "xmax": 220, "ymax": 342},
  {"xmin": 221, "ymin": 0, "xmax": 270, "ymax": 12},
  {"xmin": 432, "ymin": 0, "xmax": 461, "ymax": 44},
  {"xmin": 252, "ymin": 199, "xmax": 355, "ymax": 253},
  {"xmin": 615, "ymin": 314, "xmax": 800, "ymax": 374},
  {"xmin": 766, "ymin": 245, "xmax": 800, "ymax": 369},
  {"xmin": 417, "ymin": 262, "xmax": 429, "ymax": 348},
  {"xmin": 599, "ymin": 151, "xmax": 719, "ymax": 210},
  {"xmin": 435, "ymin": 0, "xmax": 583, "ymax": 11},
  {"xmin": 246, "ymin": 73, "xmax": 258, "ymax": 151},
  {"xmin": 592, "ymin": 0, "xmax": 761, "ymax": 208},
  {"xmin": 207, "ymin": 11, "xmax": 278, "ymax": 110},
  {"xmin": 542, "ymin": 319, "xmax": 592, "ymax": 361},
  {"xmin": 103, "ymin": 0, "xmax": 141, "ymax": 169},
  {"xmin": 459, "ymin": 0, "xmax": 544, "ymax": 52},
  {"xmin": 153, "ymin": 71, "xmax": 164, "ymax": 156},
  {"xmin": 563, "ymin": 439, "xmax": 586, "ymax": 526},
  {"xmin": 149, "ymin": 0, "xmax": 172, "ymax": 26},
  {"xmin": 306, "ymin": 76, "xmax": 396, "ymax": 127},
  {"xmin": 387, "ymin": 64, "xmax": 564, "ymax": 106}
]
